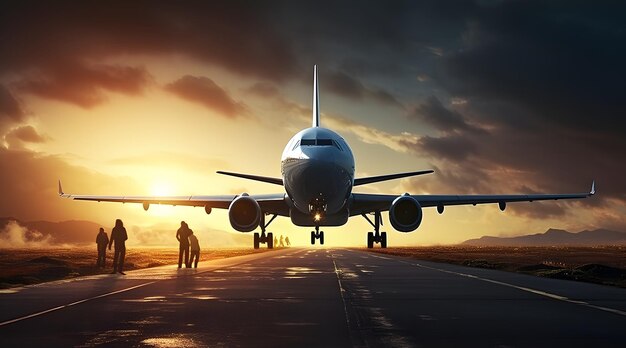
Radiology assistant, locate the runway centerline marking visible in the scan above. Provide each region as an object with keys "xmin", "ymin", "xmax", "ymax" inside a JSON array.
[
  {"xmin": 332, "ymin": 258, "xmax": 350, "ymax": 328},
  {"xmin": 0, "ymin": 281, "xmax": 157, "ymax": 327},
  {"xmin": 393, "ymin": 258, "xmax": 626, "ymax": 317}
]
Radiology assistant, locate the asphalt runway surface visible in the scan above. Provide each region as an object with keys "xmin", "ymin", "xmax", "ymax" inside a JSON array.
[{"xmin": 1, "ymin": 248, "xmax": 625, "ymax": 347}]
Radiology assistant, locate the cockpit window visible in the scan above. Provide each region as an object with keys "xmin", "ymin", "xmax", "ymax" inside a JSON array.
[
  {"xmin": 297, "ymin": 138, "xmax": 342, "ymax": 150},
  {"xmin": 334, "ymin": 140, "xmax": 343, "ymax": 150}
]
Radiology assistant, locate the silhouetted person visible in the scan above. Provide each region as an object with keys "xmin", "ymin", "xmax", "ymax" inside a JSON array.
[
  {"xmin": 176, "ymin": 221, "xmax": 191, "ymax": 268},
  {"xmin": 108, "ymin": 219, "xmax": 128, "ymax": 275},
  {"xmin": 274, "ymin": 236, "xmax": 278, "ymax": 247},
  {"xmin": 279, "ymin": 235, "xmax": 285, "ymax": 247},
  {"xmin": 96, "ymin": 228, "xmax": 109, "ymax": 268},
  {"xmin": 285, "ymin": 236, "xmax": 291, "ymax": 247},
  {"xmin": 188, "ymin": 230, "xmax": 200, "ymax": 268}
]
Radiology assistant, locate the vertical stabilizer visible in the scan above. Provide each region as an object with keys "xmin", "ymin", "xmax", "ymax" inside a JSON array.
[{"xmin": 312, "ymin": 65, "xmax": 320, "ymax": 127}]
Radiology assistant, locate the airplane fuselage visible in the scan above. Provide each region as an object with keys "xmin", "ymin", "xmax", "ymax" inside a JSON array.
[{"xmin": 281, "ymin": 127, "xmax": 355, "ymax": 226}]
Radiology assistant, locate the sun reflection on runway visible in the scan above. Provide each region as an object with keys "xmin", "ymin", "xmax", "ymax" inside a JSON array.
[{"xmin": 141, "ymin": 335, "xmax": 201, "ymax": 348}]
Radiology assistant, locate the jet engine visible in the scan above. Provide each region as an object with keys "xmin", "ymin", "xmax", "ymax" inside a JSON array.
[
  {"xmin": 389, "ymin": 194, "xmax": 423, "ymax": 232},
  {"xmin": 228, "ymin": 194, "xmax": 261, "ymax": 232}
]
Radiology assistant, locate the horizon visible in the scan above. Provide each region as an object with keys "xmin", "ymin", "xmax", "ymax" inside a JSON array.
[
  {"xmin": 2, "ymin": 1, "xmax": 625, "ymax": 248},
  {"xmin": 2, "ymin": 215, "xmax": 625, "ymax": 249}
]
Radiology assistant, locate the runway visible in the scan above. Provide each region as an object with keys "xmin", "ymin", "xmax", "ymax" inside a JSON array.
[{"xmin": 1, "ymin": 248, "xmax": 625, "ymax": 347}]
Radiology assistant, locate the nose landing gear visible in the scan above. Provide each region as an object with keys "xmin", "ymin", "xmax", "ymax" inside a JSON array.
[
  {"xmin": 310, "ymin": 225, "xmax": 324, "ymax": 245},
  {"xmin": 362, "ymin": 211, "xmax": 387, "ymax": 248}
]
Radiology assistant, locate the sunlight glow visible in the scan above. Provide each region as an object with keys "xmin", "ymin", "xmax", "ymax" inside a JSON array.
[
  {"xmin": 151, "ymin": 181, "xmax": 175, "ymax": 196},
  {"xmin": 148, "ymin": 181, "xmax": 177, "ymax": 217}
]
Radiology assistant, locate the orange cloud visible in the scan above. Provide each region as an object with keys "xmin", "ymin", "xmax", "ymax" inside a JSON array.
[
  {"xmin": 165, "ymin": 75, "xmax": 247, "ymax": 118},
  {"xmin": 16, "ymin": 62, "xmax": 152, "ymax": 108}
]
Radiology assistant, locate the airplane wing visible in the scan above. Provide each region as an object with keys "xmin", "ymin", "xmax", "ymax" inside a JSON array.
[
  {"xmin": 350, "ymin": 181, "xmax": 595, "ymax": 216},
  {"xmin": 58, "ymin": 181, "xmax": 289, "ymax": 216},
  {"xmin": 354, "ymin": 170, "xmax": 434, "ymax": 186},
  {"xmin": 216, "ymin": 171, "xmax": 283, "ymax": 185}
]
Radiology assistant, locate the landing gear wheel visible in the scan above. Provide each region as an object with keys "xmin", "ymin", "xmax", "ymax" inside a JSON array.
[
  {"xmin": 267, "ymin": 232, "xmax": 274, "ymax": 249},
  {"xmin": 311, "ymin": 226, "xmax": 324, "ymax": 245},
  {"xmin": 254, "ymin": 233, "xmax": 260, "ymax": 249},
  {"xmin": 364, "ymin": 212, "xmax": 388, "ymax": 248},
  {"xmin": 253, "ymin": 213, "xmax": 279, "ymax": 249}
]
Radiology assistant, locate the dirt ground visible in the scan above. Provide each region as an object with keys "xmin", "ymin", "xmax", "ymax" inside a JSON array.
[
  {"xmin": 0, "ymin": 247, "xmax": 271, "ymax": 289},
  {"xmin": 364, "ymin": 246, "xmax": 626, "ymax": 288}
]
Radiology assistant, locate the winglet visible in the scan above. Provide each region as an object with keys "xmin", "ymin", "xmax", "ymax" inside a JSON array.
[
  {"xmin": 312, "ymin": 65, "xmax": 320, "ymax": 127},
  {"xmin": 58, "ymin": 180, "xmax": 64, "ymax": 196},
  {"xmin": 590, "ymin": 180, "xmax": 595, "ymax": 196}
]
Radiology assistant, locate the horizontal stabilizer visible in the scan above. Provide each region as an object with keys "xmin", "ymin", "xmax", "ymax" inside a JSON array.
[
  {"xmin": 354, "ymin": 170, "xmax": 434, "ymax": 186},
  {"xmin": 216, "ymin": 171, "xmax": 284, "ymax": 186}
]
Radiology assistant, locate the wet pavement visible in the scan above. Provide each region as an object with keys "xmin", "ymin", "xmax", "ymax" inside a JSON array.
[{"xmin": 1, "ymin": 248, "xmax": 625, "ymax": 347}]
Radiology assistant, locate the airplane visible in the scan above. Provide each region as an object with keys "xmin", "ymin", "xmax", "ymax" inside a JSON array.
[{"xmin": 59, "ymin": 65, "xmax": 596, "ymax": 249}]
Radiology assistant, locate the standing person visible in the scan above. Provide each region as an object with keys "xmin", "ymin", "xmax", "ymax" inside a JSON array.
[
  {"xmin": 274, "ymin": 235, "xmax": 278, "ymax": 247},
  {"xmin": 108, "ymin": 219, "xmax": 128, "ymax": 275},
  {"xmin": 188, "ymin": 230, "xmax": 200, "ymax": 268},
  {"xmin": 176, "ymin": 221, "xmax": 191, "ymax": 268},
  {"xmin": 96, "ymin": 228, "xmax": 109, "ymax": 268},
  {"xmin": 285, "ymin": 236, "xmax": 291, "ymax": 247},
  {"xmin": 279, "ymin": 235, "xmax": 285, "ymax": 247}
]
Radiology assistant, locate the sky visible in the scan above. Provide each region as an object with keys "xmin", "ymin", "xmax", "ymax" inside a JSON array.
[{"xmin": 1, "ymin": 0, "xmax": 625, "ymax": 247}]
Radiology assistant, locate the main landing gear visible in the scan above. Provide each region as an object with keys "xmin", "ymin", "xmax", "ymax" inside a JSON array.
[
  {"xmin": 362, "ymin": 211, "xmax": 387, "ymax": 248},
  {"xmin": 254, "ymin": 214, "xmax": 277, "ymax": 249},
  {"xmin": 311, "ymin": 225, "xmax": 324, "ymax": 245}
]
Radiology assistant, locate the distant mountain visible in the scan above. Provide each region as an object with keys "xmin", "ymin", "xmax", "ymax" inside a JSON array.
[
  {"xmin": 462, "ymin": 228, "xmax": 626, "ymax": 246},
  {"xmin": 1, "ymin": 217, "xmax": 102, "ymax": 245}
]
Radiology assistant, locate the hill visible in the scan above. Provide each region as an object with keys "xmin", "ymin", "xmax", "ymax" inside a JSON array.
[{"xmin": 462, "ymin": 228, "xmax": 626, "ymax": 246}]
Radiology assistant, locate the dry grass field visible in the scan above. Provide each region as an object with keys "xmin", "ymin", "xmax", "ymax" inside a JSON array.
[
  {"xmin": 365, "ymin": 246, "xmax": 626, "ymax": 288},
  {"xmin": 0, "ymin": 247, "xmax": 271, "ymax": 289}
]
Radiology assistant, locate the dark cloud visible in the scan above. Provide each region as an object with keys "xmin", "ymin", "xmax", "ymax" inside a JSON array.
[
  {"xmin": 0, "ymin": 85, "xmax": 25, "ymax": 121},
  {"xmin": 245, "ymin": 81, "xmax": 311, "ymax": 120},
  {"xmin": 415, "ymin": 134, "xmax": 476, "ymax": 162},
  {"xmin": 411, "ymin": 96, "xmax": 475, "ymax": 132},
  {"xmin": 16, "ymin": 62, "xmax": 152, "ymax": 108},
  {"xmin": 436, "ymin": 1, "xmax": 626, "ymax": 135},
  {"xmin": 165, "ymin": 75, "xmax": 247, "ymax": 118},
  {"xmin": 0, "ymin": 1, "xmax": 298, "ymax": 84},
  {"xmin": 324, "ymin": 71, "xmax": 404, "ymax": 109},
  {"xmin": 5, "ymin": 125, "xmax": 48, "ymax": 145},
  {"xmin": 244, "ymin": 82, "xmax": 281, "ymax": 99}
]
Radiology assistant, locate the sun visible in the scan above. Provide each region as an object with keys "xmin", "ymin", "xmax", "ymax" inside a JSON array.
[
  {"xmin": 151, "ymin": 181, "xmax": 174, "ymax": 196},
  {"xmin": 148, "ymin": 181, "xmax": 177, "ymax": 216}
]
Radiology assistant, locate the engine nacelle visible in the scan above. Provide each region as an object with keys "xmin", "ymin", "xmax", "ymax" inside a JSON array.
[
  {"xmin": 389, "ymin": 194, "xmax": 423, "ymax": 232},
  {"xmin": 228, "ymin": 194, "xmax": 261, "ymax": 232}
]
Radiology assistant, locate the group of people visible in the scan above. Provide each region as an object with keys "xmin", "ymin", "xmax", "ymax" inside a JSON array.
[
  {"xmin": 96, "ymin": 219, "xmax": 128, "ymax": 275},
  {"xmin": 176, "ymin": 221, "xmax": 201, "ymax": 268},
  {"xmin": 95, "ymin": 219, "xmax": 202, "ymax": 275},
  {"xmin": 274, "ymin": 235, "xmax": 291, "ymax": 247}
]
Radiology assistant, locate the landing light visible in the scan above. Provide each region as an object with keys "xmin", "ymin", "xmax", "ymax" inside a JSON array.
[{"xmin": 314, "ymin": 213, "xmax": 321, "ymax": 222}]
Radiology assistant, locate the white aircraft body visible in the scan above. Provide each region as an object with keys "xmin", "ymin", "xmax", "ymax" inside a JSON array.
[{"xmin": 59, "ymin": 66, "xmax": 595, "ymax": 248}]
